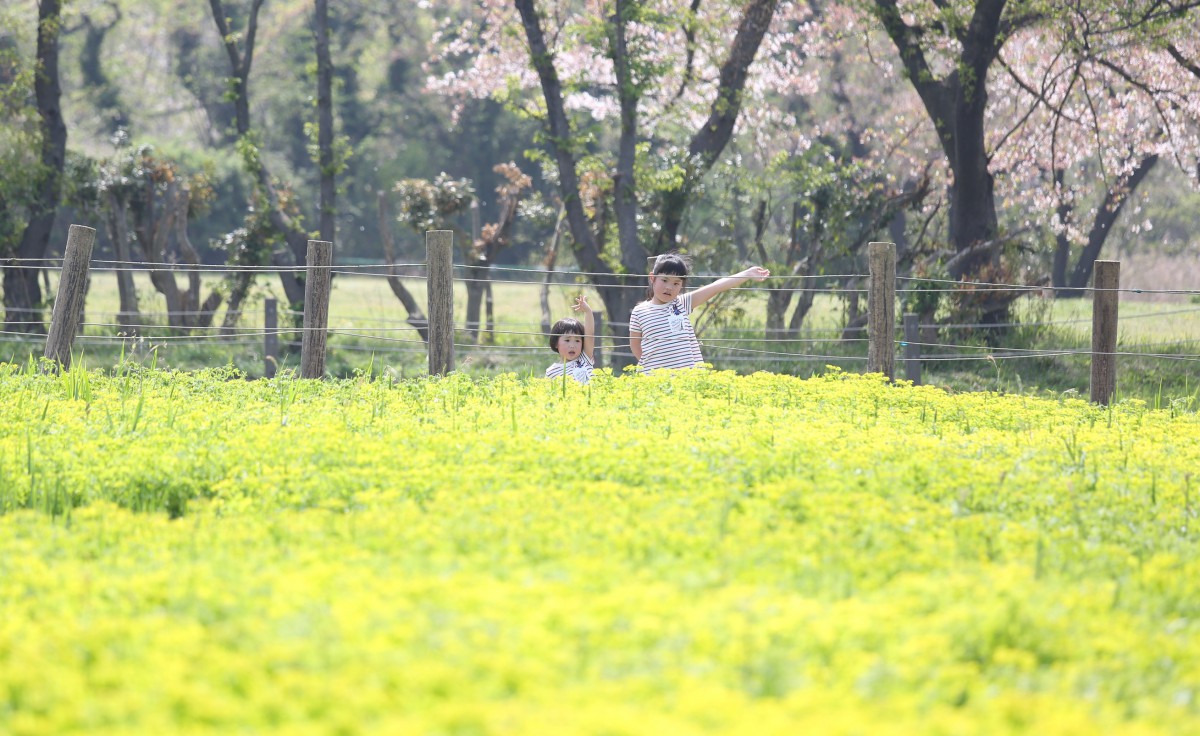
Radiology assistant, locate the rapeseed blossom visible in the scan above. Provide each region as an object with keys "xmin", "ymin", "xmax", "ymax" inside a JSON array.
[{"xmin": 1, "ymin": 364, "xmax": 1198, "ymax": 733}]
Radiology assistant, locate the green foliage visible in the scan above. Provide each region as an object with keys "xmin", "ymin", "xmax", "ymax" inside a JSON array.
[
  {"xmin": 393, "ymin": 173, "xmax": 475, "ymax": 233},
  {"xmin": 0, "ymin": 20, "xmax": 41, "ymax": 256},
  {"xmin": 303, "ymin": 121, "xmax": 353, "ymax": 178},
  {"xmin": 774, "ymin": 145, "xmax": 890, "ymax": 246},
  {"xmin": 636, "ymin": 142, "xmax": 688, "ymax": 194}
]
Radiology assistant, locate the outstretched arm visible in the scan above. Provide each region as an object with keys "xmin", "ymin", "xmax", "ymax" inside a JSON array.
[
  {"xmin": 573, "ymin": 294, "xmax": 595, "ymax": 360},
  {"xmin": 689, "ymin": 266, "xmax": 770, "ymax": 307}
]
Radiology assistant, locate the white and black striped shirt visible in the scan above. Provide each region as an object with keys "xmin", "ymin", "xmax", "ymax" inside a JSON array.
[
  {"xmin": 545, "ymin": 353, "xmax": 594, "ymax": 384},
  {"xmin": 629, "ymin": 293, "xmax": 704, "ymax": 373}
]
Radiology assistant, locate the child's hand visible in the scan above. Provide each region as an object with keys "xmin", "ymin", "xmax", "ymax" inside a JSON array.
[
  {"xmin": 739, "ymin": 266, "xmax": 771, "ymax": 282},
  {"xmin": 573, "ymin": 294, "xmax": 593, "ymax": 313}
]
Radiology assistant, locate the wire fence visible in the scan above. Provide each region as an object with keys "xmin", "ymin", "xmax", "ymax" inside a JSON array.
[{"xmin": 5, "ymin": 259, "xmax": 1200, "ymax": 381}]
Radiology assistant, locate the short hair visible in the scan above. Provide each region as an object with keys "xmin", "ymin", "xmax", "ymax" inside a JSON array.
[
  {"xmin": 549, "ymin": 318, "xmax": 585, "ymax": 352},
  {"xmin": 651, "ymin": 252, "xmax": 691, "ymax": 278}
]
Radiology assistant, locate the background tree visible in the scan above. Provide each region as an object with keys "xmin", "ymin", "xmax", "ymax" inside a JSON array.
[
  {"xmin": 865, "ymin": 0, "xmax": 1200, "ymax": 318},
  {"xmin": 313, "ymin": 0, "xmax": 335, "ymax": 243},
  {"xmin": 985, "ymin": 10, "xmax": 1200, "ymax": 297},
  {"xmin": 67, "ymin": 0, "xmax": 127, "ymax": 138},
  {"xmin": 207, "ymin": 0, "xmax": 307, "ymax": 314},
  {"xmin": 3, "ymin": 0, "xmax": 67, "ymax": 333},
  {"xmin": 434, "ymin": 0, "xmax": 784, "ymax": 366},
  {"xmin": 392, "ymin": 164, "xmax": 533, "ymax": 344}
]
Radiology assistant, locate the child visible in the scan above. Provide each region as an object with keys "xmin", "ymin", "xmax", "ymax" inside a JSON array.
[
  {"xmin": 546, "ymin": 294, "xmax": 595, "ymax": 384},
  {"xmin": 629, "ymin": 253, "xmax": 769, "ymax": 373}
]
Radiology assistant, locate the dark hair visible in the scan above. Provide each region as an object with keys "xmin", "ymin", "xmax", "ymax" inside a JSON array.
[
  {"xmin": 549, "ymin": 318, "xmax": 585, "ymax": 352},
  {"xmin": 646, "ymin": 252, "xmax": 691, "ymax": 299},
  {"xmin": 651, "ymin": 252, "xmax": 691, "ymax": 278}
]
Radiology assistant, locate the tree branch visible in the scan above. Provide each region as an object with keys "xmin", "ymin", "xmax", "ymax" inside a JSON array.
[
  {"xmin": 671, "ymin": 0, "xmax": 703, "ymax": 103},
  {"xmin": 871, "ymin": 0, "xmax": 954, "ymax": 154},
  {"xmin": 1166, "ymin": 43, "xmax": 1200, "ymax": 80},
  {"xmin": 514, "ymin": 0, "xmax": 605, "ymax": 275},
  {"xmin": 609, "ymin": 0, "xmax": 644, "ymax": 271},
  {"xmin": 687, "ymin": 0, "xmax": 779, "ymax": 169}
]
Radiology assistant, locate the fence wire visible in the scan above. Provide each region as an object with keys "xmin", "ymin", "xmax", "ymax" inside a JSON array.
[{"xmin": 5, "ymin": 260, "xmax": 1200, "ymax": 376}]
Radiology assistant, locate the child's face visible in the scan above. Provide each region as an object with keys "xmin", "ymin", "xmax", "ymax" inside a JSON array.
[
  {"xmin": 557, "ymin": 333, "xmax": 583, "ymax": 361},
  {"xmin": 650, "ymin": 274, "xmax": 684, "ymax": 304}
]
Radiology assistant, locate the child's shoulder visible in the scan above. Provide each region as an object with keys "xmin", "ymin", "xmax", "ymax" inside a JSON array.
[{"xmin": 634, "ymin": 297, "xmax": 679, "ymax": 310}]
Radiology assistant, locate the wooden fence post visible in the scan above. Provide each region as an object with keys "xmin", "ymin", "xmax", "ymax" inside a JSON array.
[
  {"xmin": 44, "ymin": 225, "xmax": 97, "ymax": 368},
  {"xmin": 867, "ymin": 241, "xmax": 896, "ymax": 380},
  {"xmin": 427, "ymin": 230, "xmax": 454, "ymax": 374},
  {"xmin": 300, "ymin": 240, "xmax": 333, "ymax": 379},
  {"xmin": 1090, "ymin": 260, "xmax": 1120, "ymax": 405},
  {"xmin": 593, "ymin": 310, "xmax": 604, "ymax": 370},
  {"xmin": 903, "ymin": 312, "xmax": 921, "ymax": 385},
  {"xmin": 264, "ymin": 297, "xmax": 278, "ymax": 378}
]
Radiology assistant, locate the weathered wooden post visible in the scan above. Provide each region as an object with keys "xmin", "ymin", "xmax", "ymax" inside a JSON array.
[
  {"xmin": 593, "ymin": 310, "xmax": 604, "ymax": 370},
  {"xmin": 264, "ymin": 297, "xmax": 279, "ymax": 379},
  {"xmin": 903, "ymin": 312, "xmax": 921, "ymax": 385},
  {"xmin": 867, "ymin": 241, "xmax": 896, "ymax": 380},
  {"xmin": 1090, "ymin": 260, "xmax": 1120, "ymax": 405},
  {"xmin": 300, "ymin": 240, "xmax": 333, "ymax": 379},
  {"xmin": 44, "ymin": 225, "xmax": 97, "ymax": 368},
  {"xmin": 427, "ymin": 230, "xmax": 454, "ymax": 374}
]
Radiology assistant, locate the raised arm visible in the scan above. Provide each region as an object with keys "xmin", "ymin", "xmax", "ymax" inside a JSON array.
[
  {"xmin": 689, "ymin": 266, "xmax": 770, "ymax": 307},
  {"xmin": 573, "ymin": 294, "xmax": 595, "ymax": 360}
]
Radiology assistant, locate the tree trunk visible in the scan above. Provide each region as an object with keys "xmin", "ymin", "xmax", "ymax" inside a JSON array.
[
  {"xmin": 610, "ymin": 0, "xmax": 641, "ymax": 266},
  {"xmin": 464, "ymin": 263, "xmax": 486, "ymax": 343},
  {"xmin": 105, "ymin": 190, "xmax": 140, "ymax": 329},
  {"xmin": 484, "ymin": 281, "xmax": 495, "ymax": 346},
  {"xmin": 377, "ymin": 191, "xmax": 429, "ymax": 343},
  {"xmin": 77, "ymin": 3, "xmax": 128, "ymax": 135},
  {"xmin": 219, "ymin": 272, "xmax": 253, "ymax": 335},
  {"xmin": 787, "ymin": 271, "xmax": 818, "ymax": 337},
  {"xmin": 136, "ymin": 181, "xmax": 186, "ymax": 330},
  {"xmin": 1051, "ymin": 168, "xmax": 1071, "ymax": 292},
  {"xmin": 540, "ymin": 205, "xmax": 565, "ymax": 335},
  {"xmin": 945, "ymin": 2, "xmax": 1002, "ymax": 272},
  {"xmin": 658, "ymin": 0, "xmax": 780, "ymax": 248},
  {"xmin": 314, "ymin": 0, "xmax": 335, "ymax": 243},
  {"xmin": 208, "ymin": 0, "xmax": 306, "ymax": 318},
  {"xmin": 4, "ymin": 0, "xmax": 66, "ymax": 334},
  {"xmin": 172, "ymin": 189, "xmax": 223, "ymax": 328},
  {"xmin": 1056, "ymin": 155, "xmax": 1157, "ymax": 298},
  {"xmin": 751, "ymin": 199, "xmax": 792, "ymax": 337},
  {"xmin": 873, "ymin": 0, "xmax": 1004, "ymax": 282}
]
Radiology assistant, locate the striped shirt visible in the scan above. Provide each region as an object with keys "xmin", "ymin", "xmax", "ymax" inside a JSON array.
[
  {"xmin": 545, "ymin": 353, "xmax": 594, "ymax": 384},
  {"xmin": 629, "ymin": 293, "xmax": 704, "ymax": 373}
]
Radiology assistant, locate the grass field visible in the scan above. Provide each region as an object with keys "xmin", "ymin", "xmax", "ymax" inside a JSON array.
[
  {"xmin": 6, "ymin": 267, "xmax": 1200, "ymax": 402},
  {"xmin": 2, "ymin": 366, "xmax": 1199, "ymax": 734}
]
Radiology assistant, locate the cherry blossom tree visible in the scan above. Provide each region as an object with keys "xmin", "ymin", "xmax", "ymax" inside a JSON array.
[
  {"xmin": 865, "ymin": 0, "xmax": 1200, "ymax": 312},
  {"xmin": 988, "ymin": 14, "xmax": 1200, "ymax": 296},
  {"xmin": 428, "ymin": 0, "xmax": 802, "ymax": 364}
]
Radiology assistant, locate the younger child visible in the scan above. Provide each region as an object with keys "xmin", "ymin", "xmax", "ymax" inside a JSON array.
[
  {"xmin": 546, "ymin": 294, "xmax": 595, "ymax": 384},
  {"xmin": 629, "ymin": 253, "xmax": 769, "ymax": 373}
]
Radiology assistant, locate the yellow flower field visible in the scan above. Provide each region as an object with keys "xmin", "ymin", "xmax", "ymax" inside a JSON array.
[{"xmin": 1, "ymin": 363, "xmax": 1198, "ymax": 734}]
